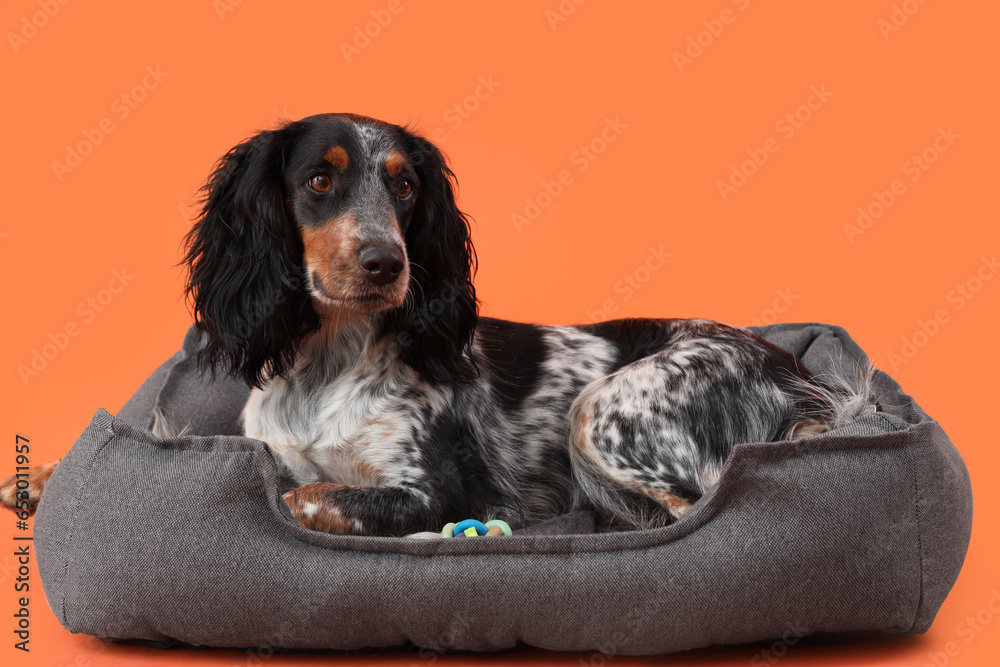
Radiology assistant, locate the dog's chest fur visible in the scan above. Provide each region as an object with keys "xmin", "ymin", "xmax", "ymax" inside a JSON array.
[{"xmin": 241, "ymin": 329, "xmax": 452, "ymax": 494}]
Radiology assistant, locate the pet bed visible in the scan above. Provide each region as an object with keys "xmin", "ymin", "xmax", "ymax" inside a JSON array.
[{"xmin": 32, "ymin": 322, "xmax": 972, "ymax": 654}]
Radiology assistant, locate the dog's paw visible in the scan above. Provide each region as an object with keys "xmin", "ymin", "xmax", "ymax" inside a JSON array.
[
  {"xmin": 282, "ymin": 483, "xmax": 362, "ymax": 535},
  {"xmin": 0, "ymin": 461, "xmax": 58, "ymax": 514}
]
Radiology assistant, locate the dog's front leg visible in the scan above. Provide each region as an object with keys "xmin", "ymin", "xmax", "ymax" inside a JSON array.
[{"xmin": 282, "ymin": 483, "xmax": 441, "ymax": 537}]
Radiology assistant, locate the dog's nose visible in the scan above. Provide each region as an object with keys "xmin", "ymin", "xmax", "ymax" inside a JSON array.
[{"xmin": 357, "ymin": 245, "xmax": 404, "ymax": 286}]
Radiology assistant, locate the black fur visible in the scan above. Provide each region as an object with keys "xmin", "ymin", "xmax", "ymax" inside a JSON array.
[
  {"xmin": 476, "ymin": 318, "xmax": 548, "ymax": 412},
  {"xmin": 183, "ymin": 125, "xmax": 320, "ymax": 388},
  {"xmin": 381, "ymin": 132, "xmax": 479, "ymax": 385}
]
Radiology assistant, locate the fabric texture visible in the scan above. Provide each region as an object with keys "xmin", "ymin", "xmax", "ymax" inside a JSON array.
[{"xmin": 32, "ymin": 322, "xmax": 973, "ymax": 654}]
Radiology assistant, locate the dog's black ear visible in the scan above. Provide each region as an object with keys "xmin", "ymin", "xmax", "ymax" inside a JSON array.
[
  {"xmin": 383, "ymin": 134, "xmax": 479, "ymax": 383},
  {"xmin": 183, "ymin": 127, "xmax": 319, "ymax": 388}
]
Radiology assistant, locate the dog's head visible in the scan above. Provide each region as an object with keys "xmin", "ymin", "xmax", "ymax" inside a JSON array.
[{"xmin": 183, "ymin": 113, "xmax": 478, "ymax": 388}]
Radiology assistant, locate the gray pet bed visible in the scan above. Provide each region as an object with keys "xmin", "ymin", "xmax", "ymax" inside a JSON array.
[{"xmin": 33, "ymin": 322, "xmax": 972, "ymax": 654}]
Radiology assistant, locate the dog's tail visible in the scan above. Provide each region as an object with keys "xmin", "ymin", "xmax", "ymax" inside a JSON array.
[{"xmin": 784, "ymin": 358, "xmax": 879, "ymax": 439}]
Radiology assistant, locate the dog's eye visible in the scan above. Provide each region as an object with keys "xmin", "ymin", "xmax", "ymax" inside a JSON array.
[
  {"xmin": 309, "ymin": 175, "xmax": 332, "ymax": 192},
  {"xmin": 396, "ymin": 180, "xmax": 412, "ymax": 200}
]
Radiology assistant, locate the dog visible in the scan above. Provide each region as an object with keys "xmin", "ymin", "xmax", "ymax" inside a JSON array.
[{"xmin": 1, "ymin": 113, "xmax": 874, "ymax": 535}]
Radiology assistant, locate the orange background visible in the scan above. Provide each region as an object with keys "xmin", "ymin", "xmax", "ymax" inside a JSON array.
[{"xmin": 2, "ymin": 1, "xmax": 998, "ymax": 665}]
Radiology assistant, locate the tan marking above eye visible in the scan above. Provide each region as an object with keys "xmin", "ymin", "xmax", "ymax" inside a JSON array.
[
  {"xmin": 385, "ymin": 150, "xmax": 407, "ymax": 176},
  {"xmin": 324, "ymin": 146, "xmax": 349, "ymax": 170}
]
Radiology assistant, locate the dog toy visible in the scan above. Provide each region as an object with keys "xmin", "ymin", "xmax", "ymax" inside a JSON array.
[{"xmin": 440, "ymin": 519, "xmax": 512, "ymax": 538}]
